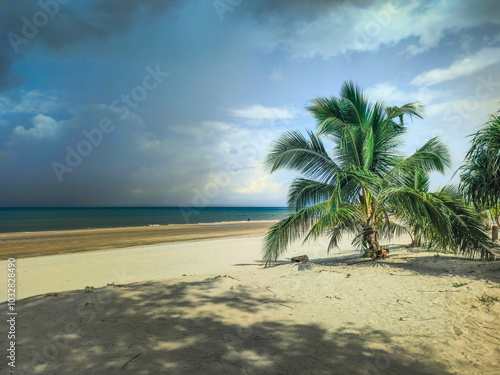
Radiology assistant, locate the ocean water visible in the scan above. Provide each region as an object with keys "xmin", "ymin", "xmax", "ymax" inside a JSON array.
[{"xmin": 0, "ymin": 207, "xmax": 292, "ymax": 234}]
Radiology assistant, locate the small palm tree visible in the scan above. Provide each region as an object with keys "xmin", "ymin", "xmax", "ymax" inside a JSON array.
[
  {"xmin": 460, "ymin": 111, "xmax": 500, "ymax": 227},
  {"xmin": 263, "ymin": 82, "xmax": 493, "ymax": 266}
]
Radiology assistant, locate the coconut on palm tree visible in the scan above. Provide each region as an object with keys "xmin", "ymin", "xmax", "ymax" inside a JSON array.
[{"xmin": 262, "ymin": 81, "xmax": 493, "ymax": 266}]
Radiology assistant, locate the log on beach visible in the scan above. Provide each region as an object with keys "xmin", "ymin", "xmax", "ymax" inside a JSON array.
[{"xmin": 291, "ymin": 255, "xmax": 309, "ymax": 263}]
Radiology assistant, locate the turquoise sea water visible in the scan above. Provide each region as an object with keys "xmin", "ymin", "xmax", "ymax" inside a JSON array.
[{"xmin": 0, "ymin": 207, "xmax": 292, "ymax": 234}]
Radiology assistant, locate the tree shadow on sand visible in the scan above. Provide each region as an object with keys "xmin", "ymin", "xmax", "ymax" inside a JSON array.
[
  {"xmin": 306, "ymin": 244, "xmax": 500, "ymax": 284},
  {"xmin": 8, "ymin": 276, "xmax": 456, "ymax": 375},
  {"xmin": 365, "ymin": 255, "xmax": 500, "ymax": 283}
]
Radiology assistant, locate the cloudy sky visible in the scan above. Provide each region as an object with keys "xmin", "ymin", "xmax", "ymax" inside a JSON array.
[{"xmin": 1, "ymin": 0, "xmax": 500, "ymax": 207}]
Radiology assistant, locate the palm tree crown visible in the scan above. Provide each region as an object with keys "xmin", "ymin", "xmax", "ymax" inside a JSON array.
[
  {"xmin": 263, "ymin": 82, "xmax": 493, "ymax": 266},
  {"xmin": 460, "ymin": 111, "xmax": 500, "ymax": 225}
]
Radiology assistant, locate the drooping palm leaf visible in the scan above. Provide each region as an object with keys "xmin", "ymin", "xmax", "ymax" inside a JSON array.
[
  {"xmin": 263, "ymin": 202, "xmax": 326, "ymax": 266},
  {"xmin": 287, "ymin": 178, "xmax": 335, "ymax": 210},
  {"xmin": 460, "ymin": 112, "xmax": 500, "ymax": 212},
  {"xmin": 433, "ymin": 186, "xmax": 494, "ymax": 259}
]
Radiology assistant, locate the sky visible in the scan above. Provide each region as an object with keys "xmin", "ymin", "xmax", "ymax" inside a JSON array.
[{"xmin": 0, "ymin": 0, "xmax": 500, "ymax": 207}]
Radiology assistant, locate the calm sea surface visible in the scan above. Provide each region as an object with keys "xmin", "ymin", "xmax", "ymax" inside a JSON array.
[{"xmin": 0, "ymin": 207, "xmax": 292, "ymax": 234}]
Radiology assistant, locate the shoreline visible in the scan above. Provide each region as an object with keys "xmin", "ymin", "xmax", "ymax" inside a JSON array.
[
  {"xmin": 0, "ymin": 219, "xmax": 280, "ymax": 234},
  {"xmin": 0, "ymin": 220, "xmax": 277, "ymax": 260},
  {"xmin": 0, "ymin": 219, "xmax": 280, "ymax": 235}
]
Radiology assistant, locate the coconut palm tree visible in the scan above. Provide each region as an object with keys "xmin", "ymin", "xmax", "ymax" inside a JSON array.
[
  {"xmin": 460, "ymin": 111, "xmax": 500, "ymax": 226},
  {"xmin": 262, "ymin": 81, "xmax": 493, "ymax": 266}
]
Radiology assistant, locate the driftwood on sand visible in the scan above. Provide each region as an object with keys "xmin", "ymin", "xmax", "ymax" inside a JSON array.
[{"xmin": 291, "ymin": 255, "xmax": 309, "ymax": 263}]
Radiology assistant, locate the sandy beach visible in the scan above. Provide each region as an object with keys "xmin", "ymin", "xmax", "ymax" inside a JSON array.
[{"xmin": 1, "ymin": 223, "xmax": 500, "ymax": 374}]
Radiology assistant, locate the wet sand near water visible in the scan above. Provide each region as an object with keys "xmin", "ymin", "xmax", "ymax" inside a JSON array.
[{"xmin": 0, "ymin": 220, "xmax": 276, "ymax": 260}]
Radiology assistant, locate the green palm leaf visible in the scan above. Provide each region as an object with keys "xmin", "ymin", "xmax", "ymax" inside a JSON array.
[
  {"xmin": 288, "ymin": 178, "xmax": 335, "ymax": 209},
  {"xmin": 263, "ymin": 202, "xmax": 326, "ymax": 266},
  {"xmin": 460, "ymin": 112, "xmax": 500, "ymax": 213},
  {"xmin": 265, "ymin": 130, "xmax": 341, "ymax": 183}
]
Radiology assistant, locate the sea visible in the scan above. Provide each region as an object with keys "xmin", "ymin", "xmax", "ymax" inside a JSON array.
[{"xmin": 0, "ymin": 207, "xmax": 292, "ymax": 234}]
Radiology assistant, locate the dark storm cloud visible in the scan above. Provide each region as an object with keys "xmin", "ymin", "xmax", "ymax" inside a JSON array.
[
  {"xmin": 4, "ymin": 0, "xmax": 181, "ymax": 51},
  {"xmin": 0, "ymin": 0, "xmax": 182, "ymax": 92},
  {"xmin": 0, "ymin": 3, "xmax": 22, "ymax": 92},
  {"xmin": 41, "ymin": 0, "xmax": 183, "ymax": 50},
  {"xmin": 0, "ymin": 53, "xmax": 23, "ymax": 91},
  {"xmin": 244, "ymin": 0, "xmax": 373, "ymax": 20}
]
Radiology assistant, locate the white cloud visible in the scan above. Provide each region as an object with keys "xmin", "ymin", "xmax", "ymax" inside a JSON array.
[
  {"xmin": 12, "ymin": 114, "xmax": 61, "ymax": 140},
  {"xmin": 227, "ymin": 104, "xmax": 297, "ymax": 121},
  {"xmin": 136, "ymin": 133, "xmax": 162, "ymax": 152},
  {"xmin": 365, "ymin": 82, "xmax": 451, "ymax": 107},
  {"xmin": 218, "ymin": 141, "xmax": 231, "ymax": 154},
  {"xmin": 366, "ymin": 82, "xmax": 412, "ymax": 103},
  {"xmin": 255, "ymin": 0, "xmax": 500, "ymax": 60},
  {"xmin": 434, "ymin": 95, "xmax": 500, "ymax": 129},
  {"xmin": 255, "ymin": 2, "xmax": 402, "ymax": 59},
  {"xmin": 0, "ymin": 91, "xmax": 61, "ymax": 115},
  {"xmin": 233, "ymin": 175, "xmax": 284, "ymax": 195},
  {"xmin": 411, "ymin": 47, "xmax": 500, "ymax": 86}
]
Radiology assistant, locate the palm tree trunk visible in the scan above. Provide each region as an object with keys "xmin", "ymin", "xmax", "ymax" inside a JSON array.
[
  {"xmin": 411, "ymin": 228, "xmax": 422, "ymax": 247},
  {"xmin": 363, "ymin": 224, "xmax": 389, "ymax": 259}
]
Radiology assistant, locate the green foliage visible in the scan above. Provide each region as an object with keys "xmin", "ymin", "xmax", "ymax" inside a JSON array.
[
  {"xmin": 460, "ymin": 111, "xmax": 500, "ymax": 223},
  {"xmin": 262, "ymin": 82, "xmax": 495, "ymax": 266},
  {"xmin": 391, "ymin": 185, "xmax": 495, "ymax": 259},
  {"xmin": 452, "ymin": 282, "xmax": 468, "ymax": 288},
  {"xmin": 361, "ymin": 249, "xmax": 371, "ymax": 258},
  {"xmin": 477, "ymin": 293, "xmax": 499, "ymax": 304}
]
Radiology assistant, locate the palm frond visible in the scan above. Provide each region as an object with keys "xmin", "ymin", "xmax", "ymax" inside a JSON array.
[
  {"xmin": 376, "ymin": 219, "xmax": 412, "ymax": 241},
  {"xmin": 390, "ymin": 137, "xmax": 452, "ymax": 178},
  {"xmin": 433, "ymin": 186, "xmax": 495, "ymax": 259},
  {"xmin": 365, "ymin": 101, "xmax": 406, "ymax": 175},
  {"xmin": 385, "ymin": 102, "xmax": 424, "ymax": 124},
  {"xmin": 307, "ymin": 96, "xmax": 343, "ymax": 124},
  {"xmin": 459, "ymin": 113, "xmax": 500, "ymax": 211},
  {"xmin": 339, "ymin": 81, "xmax": 369, "ymax": 126},
  {"xmin": 304, "ymin": 204, "xmax": 363, "ymax": 252},
  {"xmin": 383, "ymin": 187, "xmax": 453, "ymax": 244},
  {"xmin": 384, "ymin": 186, "xmax": 495, "ymax": 259},
  {"xmin": 265, "ymin": 129, "xmax": 341, "ymax": 182},
  {"xmin": 287, "ymin": 178, "xmax": 335, "ymax": 209},
  {"xmin": 262, "ymin": 202, "xmax": 326, "ymax": 266},
  {"xmin": 315, "ymin": 116, "xmax": 362, "ymax": 168}
]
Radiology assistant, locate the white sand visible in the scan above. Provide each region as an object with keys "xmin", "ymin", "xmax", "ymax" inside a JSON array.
[
  {"xmin": 0, "ymin": 234, "xmax": 357, "ymax": 301},
  {"xmin": 1, "ymin": 235, "xmax": 500, "ymax": 374}
]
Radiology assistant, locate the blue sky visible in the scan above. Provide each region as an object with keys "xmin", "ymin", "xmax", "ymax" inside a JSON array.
[{"xmin": 1, "ymin": 0, "xmax": 500, "ymax": 207}]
